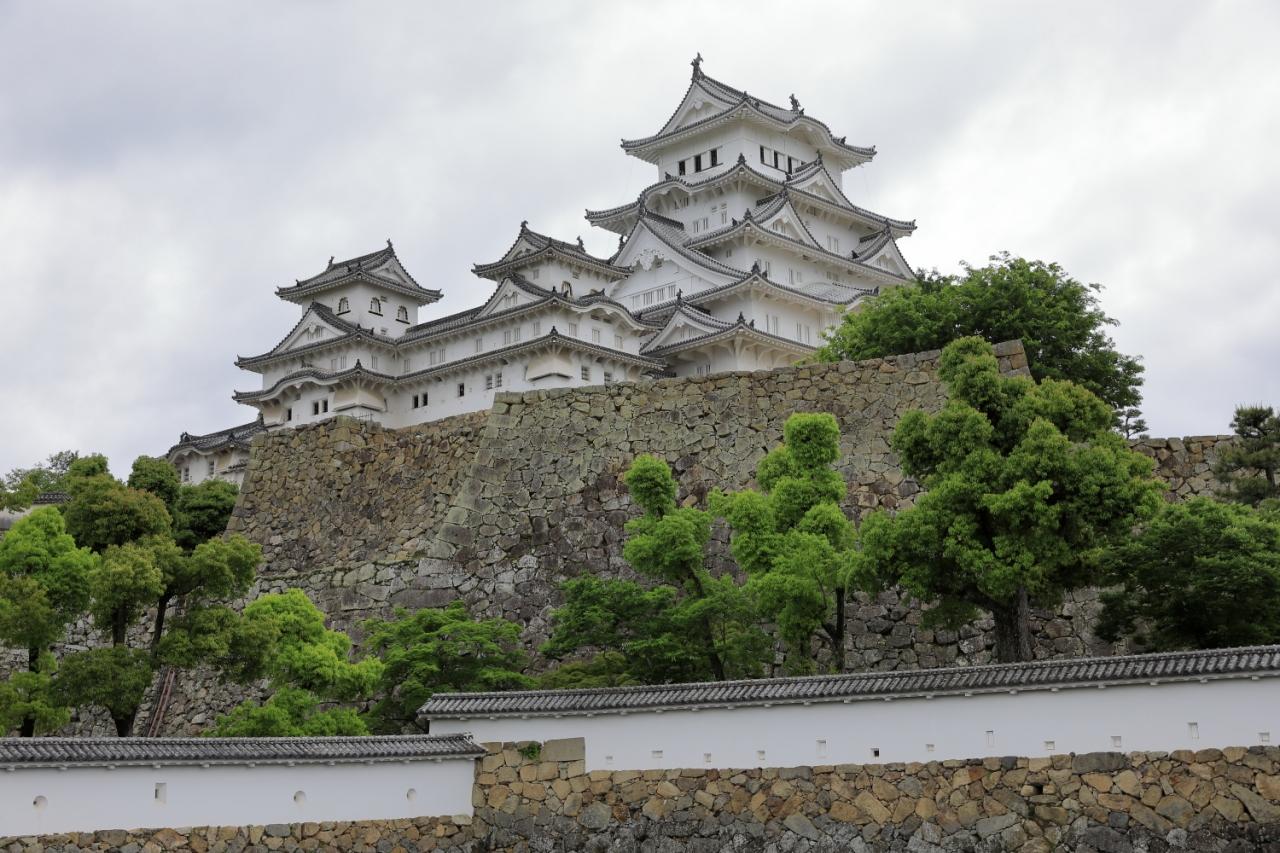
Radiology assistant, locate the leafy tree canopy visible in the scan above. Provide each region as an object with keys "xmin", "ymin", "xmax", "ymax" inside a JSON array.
[
  {"xmin": 0, "ymin": 657, "xmax": 70, "ymax": 736},
  {"xmin": 1098, "ymin": 497, "xmax": 1280, "ymax": 651},
  {"xmin": 1213, "ymin": 406, "xmax": 1280, "ymax": 508},
  {"xmin": 817, "ymin": 253, "xmax": 1144, "ymax": 419},
  {"xmin": 173, "ymin": 479, "xmax": 239, "ymax": 551},
  {"xmin": 127, "ymin": 456, "xmax": 181, "ymax": 514},
  {"xmin": 53, "ymin": 646, "xmax": 154, "ymax": 737},
  {"xmin": 712, "ymin": 413, "xmax": 856, "ymax": 673},
  {"xmin": 209, "ymin": 589, "xmax": 382, "ymax": 737},
  {"xmin": 0, "ymin": 507, "xmax": 95, "ymax": 651},
  {"xmin": 853, "ymin": 337, "xmax": 1164, "ymax": 662},
  {"xmin": 0, "ymin": 450, "xmax": 79, "ymax": 511},
  {"xmin": 63, "ymin": 473, "xmax": 170, "ymax": 554},
  {"xmin": 363, "ymin": 601, "xmax": 531, "ymax": 732}
]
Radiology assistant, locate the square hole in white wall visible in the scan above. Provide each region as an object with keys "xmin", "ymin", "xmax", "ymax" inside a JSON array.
[
  {"xmin": 925, "ymin": 743, "xmax": 936, "ymax": 753},
  {"xmin": 651, "ymin": 749, "xmax": 663, "ymax": 760},
  {"xmin": 1188, "ymin": 722, "xmax": 1200, "ymax": 740},
  {"xmin": 1044, "ymin": 740, "xmax": 1056, "ymax": 752},
  {"xmin": 1261, "ymin": 732, "xmax": 1272, "ymax": 744},
  {"xmin": 816, "ymin": 740, "xmax": 827, "ymax": 759},
  {"xmin": 1111, "ymin": 736, "xmax": 1123, "ymax": 749},
  {"xmin": 154, "ymin": 783, "xmax": 167, "ymax": 804},
  {"xmin": 757, "ymin": 750, "xmax": 767, "ymax": 764},
  {"xmin": 703, "ymin": 752, "xmax": 712, "ymax": 764},
  {"xmin": 985, "ymin": 731, "xmax": 996, "ymax": 748}
]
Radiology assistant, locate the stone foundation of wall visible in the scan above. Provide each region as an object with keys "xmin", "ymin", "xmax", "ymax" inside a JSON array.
[{"xmin": 7, "ymin": 740, "xmax": 1280, "ymax": 852}]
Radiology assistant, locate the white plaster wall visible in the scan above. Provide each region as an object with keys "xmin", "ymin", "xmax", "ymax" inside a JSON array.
[
  {"xmin": 1, "ymin": 758, "xmax": 476, "ymax": 836},
  {"xmin": 430, "ymin": 678, "xmax": 1280, "ymax": 772}
]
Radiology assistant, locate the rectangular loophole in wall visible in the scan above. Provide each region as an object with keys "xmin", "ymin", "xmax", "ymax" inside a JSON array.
[
  {"xmin": 1188, "ymin": 722, "xmax": 1200, "ymax": 740},
  {"xmin": 816, "ymin": 740, "xmax": 827, "ymax": 759},
  {"xmin": 757, "ymin": 750, "xmax": 767, "ymax": 764},
  {"xmin": 703, "ymin": 752, "xmax": 713, "ymax": 764},
  {"xmin": 1261, "ymin": 732, "xmax": 1272, "ymax": 744},
  {"xmin": 1112, "ymin": 736, "xmax": 1123, "ymax": 749},
  {"xmin": 154, "ymin": 783, "xmax": 167, "ymax": 804},
  {"xmin": 925, "ymin": 743, "xmax": 936, "ymax": 753},
  {"xmin": 985, "ymin": 731, "xmax": 996, "ymax": 748},
  {"xmin": 871, "ymin": 747, "xmax": 880, "ymax": 759},
  {"xmin": 605, "ymin": 755, "xmax": 614, "ymax": 766},
  {"xmin": 650, "ymin": 749, "xmax": 663, "ymax": 760},
  {"xmin": 1044, "ymin": 740, "xmax": 1056, "ymax": 752}
]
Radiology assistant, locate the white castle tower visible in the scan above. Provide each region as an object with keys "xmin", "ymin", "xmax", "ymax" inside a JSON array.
[{"xmin": 169, "ymin": 57, "xmax": 915, "ymax": 482}]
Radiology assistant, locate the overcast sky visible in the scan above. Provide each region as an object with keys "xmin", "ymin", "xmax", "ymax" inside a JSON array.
[{"xmin": 3, "ymin": 1, "xmax": 1278, "ymax": 477}]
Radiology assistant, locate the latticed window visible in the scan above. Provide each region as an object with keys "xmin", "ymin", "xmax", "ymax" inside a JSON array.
[
  {"xmin": 337, "ymin": 297, "xmax": 349, "ymax": 313},
  {"xmin": 396, "ymin": 306, "xmax": 408, "ymax": 322},
  {"xmin": 370, "ymin": 298, "xmax": 382, "ymax": 314}
]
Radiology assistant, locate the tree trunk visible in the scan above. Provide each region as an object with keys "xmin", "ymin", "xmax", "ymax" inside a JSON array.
[
  {"xmin": 112, "ymin": 610, "xmax": 127, "ymax": 647},
  {"xmin": 113, "ymin": 711, "xmax": 136, "ymax": 738},
  {"xmin": 991, "ymin": 587, "xmax": 1034, "ymax": 663},
  {"xmin": 150, "ymin": 593, "xmax": 172, "ymax": 658},
  {"xmin": 19, "ymin": 645, "xmax": 39, "ymax": 737},
  {"xmin": 823, "ymin": 588, "xmax": 848, "ymax": 673}
]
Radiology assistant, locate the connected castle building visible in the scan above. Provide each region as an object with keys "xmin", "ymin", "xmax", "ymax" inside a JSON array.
[{"xmin": 168, "ymin": 58, "xmax": 915, "ymax": 484}]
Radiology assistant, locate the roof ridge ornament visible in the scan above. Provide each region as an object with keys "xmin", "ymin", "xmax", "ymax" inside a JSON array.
[
  {"xmin": 690, "ymin": 52, "xmax": 703, "ymax": 79},
  {"xmin": 576, "ymin": 236, "xmax": 585, "ymax": 250},
  {"xmin": 751, "ymin": 259, "xmax": 760, "ymax": 274},
  {"xmin": 789, "ymin": 94, "xmax": 802, "ymax": 113},
  {"xmin": 386, "ymin": 238, "xmax": 393, "ymax": 250}
]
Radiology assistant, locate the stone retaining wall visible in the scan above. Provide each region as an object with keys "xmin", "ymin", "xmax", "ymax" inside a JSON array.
[{"xmin": 8, "ymin": 740, "xmax": 1280, "ymax": 852}]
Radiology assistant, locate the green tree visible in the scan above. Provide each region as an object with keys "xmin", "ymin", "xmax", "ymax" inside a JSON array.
[
  {"xmin": 536, "ymin": 652, "xmax": 638, "ymax": 689},
  {"xmin": 713, "ymin": 413, "xmax": 857, "ymax": 673},
  {"xmin": 1213, "ymin": 406, "xmax": 1280, "ymax": 508},
  {"xmin": 172, "ymin": 479, "xmax": 239, "ymax": 551},
  {"xmin": 63, "ymin": 475, "xmax": 171, "ymax": 554},
  {"xmin": 209, "ymin": 589, "xmax": 383, "ymax": 737},
  {"xmin": 1098, "ymin": 498, "xmax": 1280, "ymax": 650},
  {"xmin": 53, "ymin": 646, "xmax": 155, "ymax": 737},
  {"xmin": 148, "ymin": 535, "xmax": 259, "ymax": 655},
  {"xmin": 854, "ymin": 337, "xmax": 1164, "ymax": 662},
  {"xmin": 545, "ymin": 456, "xmax": 768, "ymax": 684},
  {"xmin": 127, "ymin": 456, "xmax": 181, "ymax": 514},
  {"xmin": 0, "ymin": 508, "xmax": 95, "ymax": 735},
  {"xmin": 818, "ymin": 254, "xmax": 1145, "ymax": 420},
  {"xmin": 0, "ymin": 658, "xmax": 70, "ymax": 736},
  {"xmin": 363, "ymin": 601, "xmax": 531, "ymax": 733},
  {"xmin": 0, "ymin": 450, "xmax": 79, "ymax": 511}
]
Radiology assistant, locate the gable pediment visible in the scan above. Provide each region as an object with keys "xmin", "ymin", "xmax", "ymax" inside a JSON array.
[
  {"xmin": 657, "ymin": 81, "xmax": 739, "ymax": 137},
  {"xmin": 475, "ymin": 278, "xmax": 550, "ymax": 318},
  {"xmin": 857, "ymin": 237, "xmax": 913, "ymax": 278},
  {"xmin": 789, "ymin": 170, "xmax": 845, "ymax": 205},
  {"xmin": 641, "ymin": 307, "xmax": 728, "ymax": 352},
  {"xmin": 758, "ymin": 200, "xmax": 820, "ymax": 249},
  {"xmin": 278, "ymin": 309, "xmax": 351, "ymax": 354}
]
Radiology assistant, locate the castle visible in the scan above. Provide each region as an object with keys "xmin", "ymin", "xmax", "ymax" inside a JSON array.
[{"xmin": 167, "ymin": 56, "xmax": 915, "ymax": 484}]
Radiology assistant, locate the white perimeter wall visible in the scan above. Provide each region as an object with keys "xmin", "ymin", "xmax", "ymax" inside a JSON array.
[
  {"xmin": 431, "ymin": 678, "xmax": 1280, "ymax": 772},
  {"xmin": 1, "ymin": 758, "xmax": 476, "ymax": 837}
]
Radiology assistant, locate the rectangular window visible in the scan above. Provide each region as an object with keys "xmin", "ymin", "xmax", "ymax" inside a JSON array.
[
  {"xmin": 340, "ymin": 355, "xmax": 347, "ymax": 369},
  {"xmin": 485, "ymin": 374, "xmax": 494, "ymax": 391},
  {"xmin": 828, "ymin": 235, "xmax": 840, "ymax": 253},
  {"xmin": 721, "ymin": 209, "xmax": 728, "ymax": 224},
  {"xmin": 457, "ymin": 382, "xmax": 465, "ymax": 397},
  {"xmin": 529, "ymin": 267, "xmax": 539, "ymax": 279},
  {"xmin": 768, "ymin": 315, "xmax": 780, "ymax": 334},
  {"xmin": 533, "ymin": 321, "xmax": 541, "ymax": 336},
  {"xmin": 181, "ymin": 466, "xmax": 189, "ymax": 483},
  {"xmin": 312, "ymin": 401, "xmax": 320, "ymax": 416},
  {"xmin": 371, "ymin": 355, "xmax": 379, "ymax": 370},
  {"xmin": 614, "ymin": 334, "xmax": 623, "ymax": 349},
  {"xmin": 591, "ymin": 328, "xmax": 601, "ymax": 343},
  {"xmin": 710, "ymin": 148, "xmax": 720, "ymax": 167},
  {"xmin": 696, "ymin": 364, "xmax": 711, "ymax": 376},
  {"xmin": 475, "ymin": 337, "xmax": 483, "ymax": 353},
  {"xmin": 503, "ymin": 330, "xmax": 512, "ymax": 345},
  {"xmin": 412, "ymin": 394, "xmax": 419, "ymax": 408},
  {"xmin": 567, "ymin": 322, "xmax": 579, "ymax": 336},
  {"xmin": 322, "ymin": 399, "xmax": 329, "ymax": 413},
  {"xmin": 759, "ymin": 145, "xmax": 767, "ymax": 164},
  {"xmin": 700, "ymin": 216, "xmax": 709, "ymax": 231},
  {"xmin": 773, "ymin": 151, "xmax": 782, "ymax": 169},
  {"xmin": 694, "ymin": 153, "xmax": 703, "ymax": 172},
  {"xmin": 678, "ymin": 159, "xmax": 687, "ymax": 176},
  {"xmin": 330, "ymin": 358, "xmax": 337, "ymax": 371},
  {"xmin": 581, "ymin": 365, "xmax": 590, "ymax": 381},
  {"xmin": 571, "ymin": 270, "xmax": 580, "ymax": 279},
  {"xmin": 207, "ymin": 460, "xmax": 215, "ymax": 476},
  {"xmin": 403, "ymin": 358, "xmax": 412, "ymax": 373},
  {"xmin": 787, "ymin": 156, "xmax": 795, "ymax": 172},
  {"xmin": 495, "ymin": 372, "xmax": 503, "ymax": 388},
  {"xmin": 603, "ymin": 370, "xmax": 613, "ymax": 383},
  {"xmin": 789, "ymin": 268, "xmax": 803, "ymax": 284}
]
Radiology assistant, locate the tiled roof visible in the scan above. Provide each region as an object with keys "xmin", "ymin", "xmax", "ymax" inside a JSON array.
[
  {"xmin": 32, "ymin": 492, "xmax": 69, "ymax": 506},
  {"xmin": 621, "ymin": 69, "xmax": 875, "ymax": 166},
  {"xmin": 167, "ymin": 418, "xmax": 267, "ymax": 460},
  {"xmin": 421, "ymin": 645, "xmax": 1280, "ymax": 719},
  {"xmin": 235, "ymin": 302, "xmax": 398, "ymax": 370},
  {"xmin": 473, "ymin": 223, "xmax": 626, "ymax": 279},
  {"xmin": 0, "ymin": 735, "xmax": 484, "ymax": 769},
  {"xmin": 276, "ymin": 242, "xmax": 442, "ymax": 304}
]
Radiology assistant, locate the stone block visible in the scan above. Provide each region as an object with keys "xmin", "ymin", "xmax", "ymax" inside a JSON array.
[{"xmin": 540, "ymin": 737, "xmax": 585, "ymax": 763}]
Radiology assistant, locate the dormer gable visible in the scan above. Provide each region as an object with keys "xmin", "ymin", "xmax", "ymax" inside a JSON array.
[
  {"xmin": 755, "ymin": 196, "xmax": 821, "ymax": 249},
  {"xmin": 640, "ymin": 303, "xmax": 730, "ymax": 353},
  {"xmin": 656, "ymin": 79, "xmax": 740, "ymax": 137},
  {"xmin": 474, "ymin": 277, "xmax": 553, "ymax": 319},
  {"xmin": 856, "ymin": 232, "xmax": 914, "ymax": 279}
]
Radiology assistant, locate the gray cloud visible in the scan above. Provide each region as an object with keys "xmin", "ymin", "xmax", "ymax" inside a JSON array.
[{"xmin": 2, "ymin": 0, "xmax": 1278, "ymax": 476}]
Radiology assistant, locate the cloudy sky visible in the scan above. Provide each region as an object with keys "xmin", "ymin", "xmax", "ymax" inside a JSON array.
[{"xmin": 3, "ymin": 1, "xmax": 1278, "ymax": 476}]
